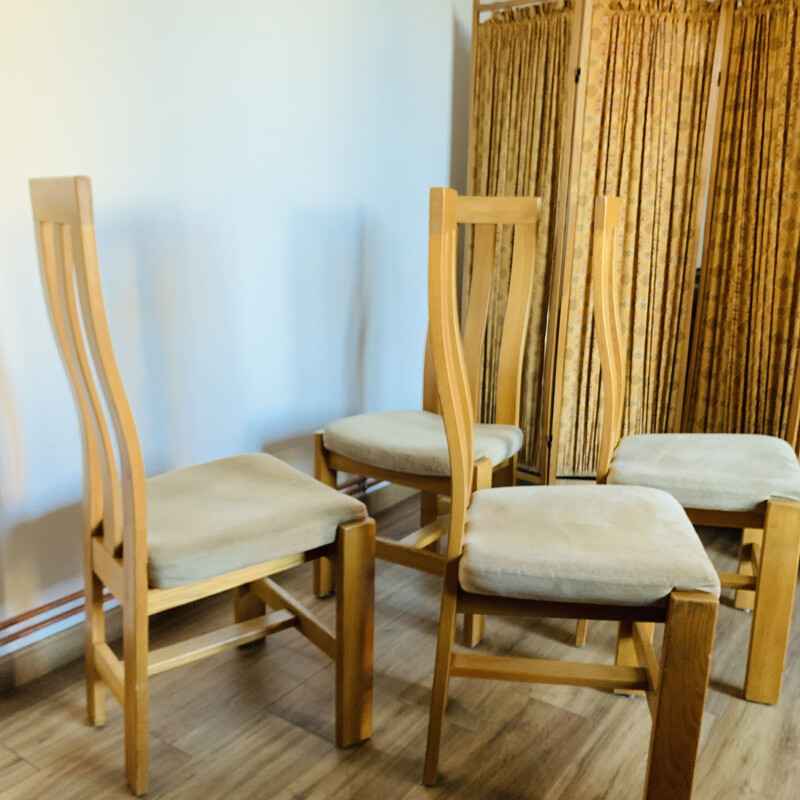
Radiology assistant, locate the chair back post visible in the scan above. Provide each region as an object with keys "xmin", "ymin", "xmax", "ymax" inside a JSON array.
[
  {"xmin": 30, "ymin": 177, "xmax": 148, "ymax": 570},
  {"xmin": 592, "ymin": 195, "xmax": 623, "ymax": 482},
  {"xmin": 493, "ymin": 199, "xmax": 540, "ymax": 427},
  {"xmin": 422, "ymin": 194, "xmax": 540, "ymax": 430},
  {"xmin": 788, "ymin": 353, "xmax": 800, "ymax": 455},
  {"xmin": 428, "ymin": 188, "xmax": 474, "ymax": 560}
]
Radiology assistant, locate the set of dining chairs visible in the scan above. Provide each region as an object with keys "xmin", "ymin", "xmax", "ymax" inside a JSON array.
[{"xmin": 30, "ymin": 177, "xmax": 800, "ymax": 799}]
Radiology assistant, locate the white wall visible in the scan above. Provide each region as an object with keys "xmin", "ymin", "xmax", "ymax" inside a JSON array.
[{"xmin": 0, "ymin": 0, "xmax": 472, "ymax": 624}]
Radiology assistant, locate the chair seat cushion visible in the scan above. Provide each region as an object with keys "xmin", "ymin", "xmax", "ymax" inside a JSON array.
[
  {"xmin": 608, "ymin": 433, "xmax": 800, "ymax": 513},
  {"xmin": 459, "ymin": 485, "xmax": 720, "ymax": 606},
  {"xmin": 146, "ymin": 453, "xmax": 367, "ymax": 589},
  {"xmin": 323, "ymin": 410, "xmax": 523, "ymax": 477}
]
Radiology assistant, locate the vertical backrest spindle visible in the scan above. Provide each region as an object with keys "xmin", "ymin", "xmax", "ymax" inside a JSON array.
[{"xmin": 592, "ymin": 195, "xmax": 623, "ymax": 482}]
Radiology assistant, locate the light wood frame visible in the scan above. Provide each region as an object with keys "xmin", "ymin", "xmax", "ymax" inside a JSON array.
[
  {"xmin": 313, "ymin": 193, "xmax": 540, "ymax": 647},
  {"xmin": 31, "ymin": 176, "xmax": 375, "ymax": 795},
  {"xmin": 422, "ymin": 187, "xmax": 718, "ymax": 798},
  {"xmin": 588, "ymin": 193, "xmax": 800, "ymax": 705}
]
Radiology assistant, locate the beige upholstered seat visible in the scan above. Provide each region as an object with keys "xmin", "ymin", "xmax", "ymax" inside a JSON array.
[
  {"xmin": 323, "ymin": 410, "xmax": 523, "ymax": 478},
  {"xmin": 147, "ymin": 453, "xmax": 367, "ymax": 589},
  {"xmin": 608, "ymin": 433, "xmax": 800, "ymax": 513},
  {"xmin": 459, "ymin": 485, "xmax": 721, "ymax": 606}
]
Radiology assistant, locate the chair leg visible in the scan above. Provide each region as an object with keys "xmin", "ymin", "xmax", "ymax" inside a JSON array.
[
  {"xmin": 735, "ymin": 527, "xmax": 762, "ymax": 611},
  {"xmin": 314, "ymin": 432, "xmax": 337, "ymax": 598},
  {"xmin": 614, "ymin": 620, "xmax": 653, "ymax": 696},
  {"xmin": 421, "ymin": 491, "xmax": 439, "ymax": 527},
  {"xmin": 745, "ymin": 499, "xmax": 800, "ymax": 704},
  {"xmin": 423, "ymin": 583, "xmax": 459, "ymax": 786},
  {"xmin": 123, "ymin": 600, "xmax": 149, "ymax": 795},
  {"xmin": 644, "ymin": 591, "xmax": 717, "ymax": 800},
  {"xmin": 233, "ymin": 583, "xmax": 267, "ymax": 648},
  {"xmin": 575, "ymin": 619, "xmax": 589, "ymax": 647},
  {"xmin": 461, "ymin": 458, "xmax": 494, "ymax": 647},
  {"xmin": 85, "ymin": 570, "xmax": 106, "ymax": 725},
  {"xmin": 334, "ymin": 517, "xmax": 375, "ymax": 746},
  {"xmin": 462, "ymin": 613, "xmax": 486, "ymax": 647}
]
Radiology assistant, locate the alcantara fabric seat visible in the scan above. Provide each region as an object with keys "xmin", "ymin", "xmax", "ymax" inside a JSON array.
[
  {"xmin": 608, "ymin": 433, "xmax": 800, "ymax": 512},
  {"xmin": 31, "ymin": 176, "xmax": 375, "ymax": 796},
  {"xmin": 420, "ymin": 188, "xmax": 720, "ymax": 800},
  {"xmin": 460, "ymin": 485, "xmax": 720, "ymax": 605},
  {"xmin": 146, "ymin": 453, "xmax": 367, "ymax": 588},
  {"xmin": 578, "ymin": 194, "xmax": 800, "ymax": 706},
  {"xmin": 322, "ymin": 409, "xmax": 523, "ymax": 478},
  {"xmin": 312, "ymin": 193, "xmax": 542, "ymax": 649}
]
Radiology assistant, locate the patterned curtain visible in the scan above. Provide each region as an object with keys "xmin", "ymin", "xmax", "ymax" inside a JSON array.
[
  {"xmin": 685, "ymin": 0, "xmax": 800, "ymax": 444},
  {"xmin": 469, "ymin": 2, "xmax": 573, "ymax": 477},
  {"xmin": 556, "ymin": 0, "xmax": 720, "ymax": 476}
]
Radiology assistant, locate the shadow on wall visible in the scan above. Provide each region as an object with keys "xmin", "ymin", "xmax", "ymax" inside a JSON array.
[
  {"xmin": 257, "ymin": 205, "xmax": 370, "ymax": 447},
  {"xmin": 98, "ymin": 205, "xmax": 242, "ymax": 472},
  {"xmin": 0, "ymin": 501, "xmax": 82, "ymax": 623}
]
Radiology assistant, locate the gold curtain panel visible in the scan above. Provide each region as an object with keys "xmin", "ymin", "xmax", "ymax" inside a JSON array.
[
  {"xmin": 556, "ymin": 0, "xmax": 719, "ymax": 476},
  {"xmin": 469, "ymin": 2, "xmax": 573, "ymax": 477},
  {"xmin": 686, "ymin": 0, "xmax": 800, "ymax": 444}
]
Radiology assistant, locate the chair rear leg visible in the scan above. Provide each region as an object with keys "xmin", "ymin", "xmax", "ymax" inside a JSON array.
[
  {"xmin": 745, "ymin": 499, "xmax": 800, "ymax": 704},
  {"xmin": 314, "ymin": 432, "xmax": 337, "ymax": 598},
  {"xmin": 123, "ymin": 602, "xmax": 149, "ymax": 795},
  {"xmin": 233, "ymin": 584, "xmax": 267, "ymax": 649},
  {"xmin": 461, "ymin": 459, "xmax": 494, "ymax": 647},
  {"xmin": 85, "ymin": 569, "xmax": 107, "ymax": 725},
  {"xmin": 735, "ymin": 527, "xmax": 762, "ymax": 611},
  {"xmin": 423, "ymin": 584, "xmax": 459, "ymax": 786},
  {"xmin": 334, "ymin": 518, "xmax": 375, "ymax": 746},
  {"xmin": 644, "ymin": 591, "xmax": 717, "ymax": 800},
  {"xmin": 614, "ymin": 620, "xmax": 653, "ymax": 696},
  {"xmin": 575, "ymin": 619, "xmax": 589, "ymax": 647}
]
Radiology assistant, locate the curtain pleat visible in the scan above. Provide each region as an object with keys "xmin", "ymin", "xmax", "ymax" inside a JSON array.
[
  {"xmin": 686, "ymin": 0, "xmax": 800, "ymax": 444},
  {"xmin": 556, "ymin": 0, "xmax": 719, "ymax": 476},
  {"xmin": 469, "ymin": 2, "xmax": 573, "ymax": 476}
]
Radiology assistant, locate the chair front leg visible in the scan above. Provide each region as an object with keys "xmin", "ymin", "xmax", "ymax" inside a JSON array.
[
  {"xmin": 423, "ymin": 573, "xmax": 459, "ymax": 786},
  {"xmin": 314, "ymin": 432, "xmax": 337, "ymax": 598},
  {"xmin": 123, "ymin": 597, "xmax": 150, "ymax": 795},
  {"xmin": 644, "ymin": 591, "xmax": 717, "ymax": 800},
  {"xmin": 334, "ymin": 517, "xmax": 375, "ymax": 746},
  {"xmin": 745, "ymin": 498, "xmax": 800, "ymax": 704}
]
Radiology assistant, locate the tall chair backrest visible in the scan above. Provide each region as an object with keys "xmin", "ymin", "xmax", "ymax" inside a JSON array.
[
  {"xmin": 426, "ymin": 189, "xmax": 540, "ymax": 559},
  {"xmin": 423, "ymin": 192, "xmax": 541, "ymax": 428},
  {"xmin": 31, "ymin": 177, "xmax": 147, "ymax": 574},
  {"xmin": 591, "ymin": 195, "xmax": 624, "ymax": 483}
]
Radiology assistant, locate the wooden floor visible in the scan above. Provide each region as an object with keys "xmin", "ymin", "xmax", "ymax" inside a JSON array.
[{"xmin": 2, "ymin": 496, "xmax": 799, "ymax": 799}]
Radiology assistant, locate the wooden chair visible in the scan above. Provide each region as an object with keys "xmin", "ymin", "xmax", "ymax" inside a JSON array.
[
  {"xmin": 313, "ymin": 192, "xmax": 541, "ymax": 646},
  {"xmin": 30, "ymin": 176, "xmax": 375, "ymax": 795},
  {"xmin": 422, "ymin": 187, "xmax": 720, "ymax": 798},
  {"xmin": 579, "ymin": 194, "xmax": 800, "ymax": 705}
]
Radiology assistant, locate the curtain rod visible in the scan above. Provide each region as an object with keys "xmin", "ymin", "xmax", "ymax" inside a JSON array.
[{"xmin": 477, "ymin": 0, "xmax": 564, "ymax": 14}]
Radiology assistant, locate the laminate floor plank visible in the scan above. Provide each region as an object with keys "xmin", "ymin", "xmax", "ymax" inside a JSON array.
[{"xmin": 2, "ymin": 499, "xmax": 799, "ymax": 799}]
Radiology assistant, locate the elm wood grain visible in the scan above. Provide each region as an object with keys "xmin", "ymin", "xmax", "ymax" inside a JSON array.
[
  {"xmin": 4, "ymin": 502, "xmax": 800, "ymax": 799},
  {"xmin": 735, "ymin": 527, "xmax": 763, "ymax": 611},
  {"xmin": 586, "ymin": 193, "xmax": 800, "ymax": 704},
  {"xmin": 30, "ymin": 176, "xmax": 375, "ymax": 794},
  {"xmin": 421, "ymin": 188, "xmax": 718, "ymax": 799},
  {"xmin": 313, "ymin": 192, "xmax": 541, "ymax": 653}
]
